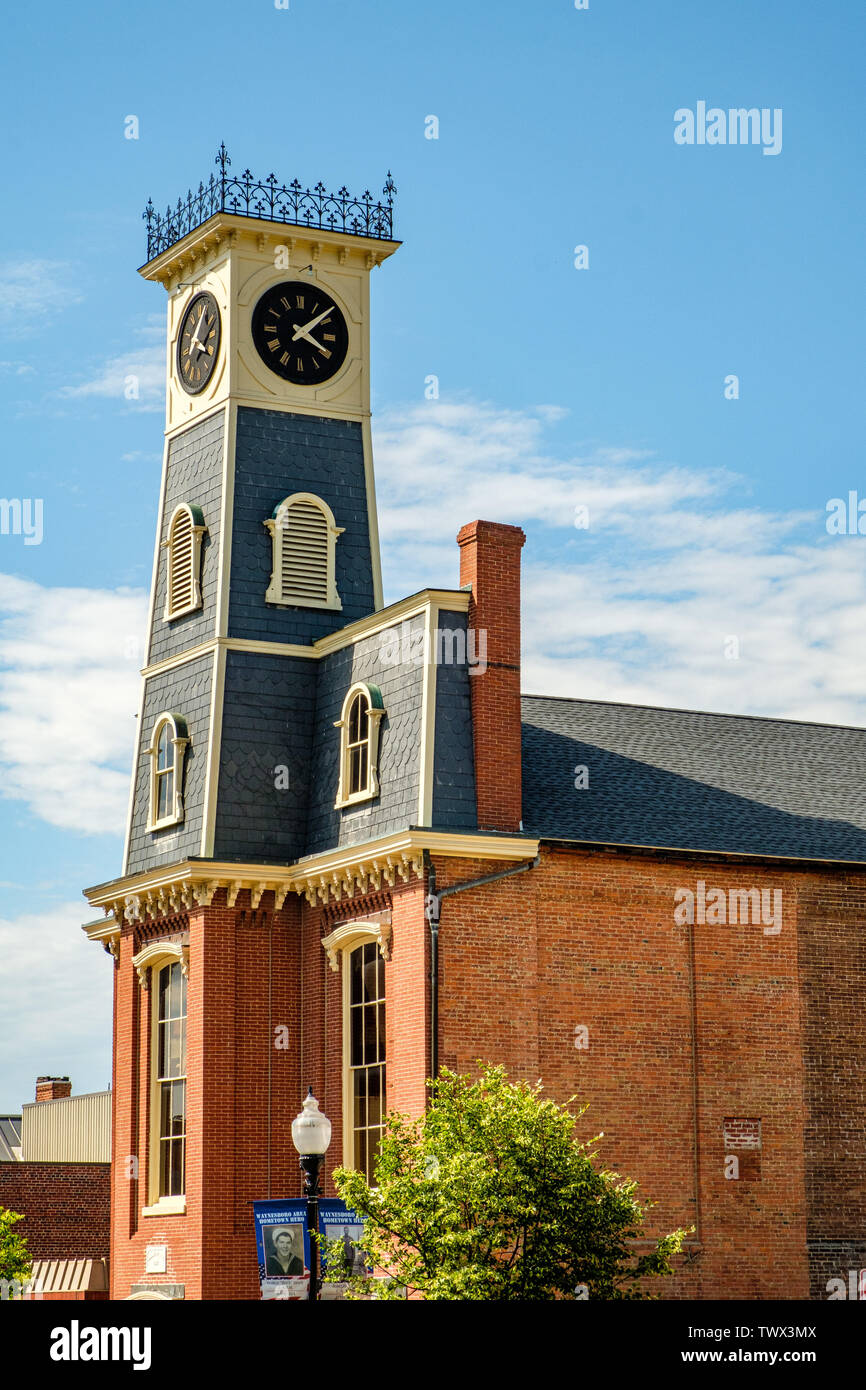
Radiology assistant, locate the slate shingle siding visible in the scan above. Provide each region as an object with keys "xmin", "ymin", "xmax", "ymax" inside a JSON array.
[
  {"xmin": 212, "ymin": 651, "xmax": 318, "ymax": 863},
  {"xmin": 126, "ymin": 655, "xmax": 213, "ymax": 874},
  {"xmin": 147, "ymin": 411, "xmax": 224, "ymax": 666},
  {"xmin": 228, "ymin": 407, "xmax": 374, "ymax": 645},
  {"xmin": 522, "ymin": 695, "xmax": 866, "ymax": 861},
  {"xmin": 432, "ymin": 609, "xmax": 477, "ymax": 829},
  {"xmin": 305, "ymin": 616, "xmax": 425, "ymax": 855}
]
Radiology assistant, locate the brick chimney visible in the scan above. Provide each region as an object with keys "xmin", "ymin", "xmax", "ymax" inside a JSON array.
[
  {"xmin": 35, "ymin": 1076, "xmax": 71, "ymax": 1102},
  {"xmin": 457, "ymin": 520, "xmax": 526, "ymax": 833}
]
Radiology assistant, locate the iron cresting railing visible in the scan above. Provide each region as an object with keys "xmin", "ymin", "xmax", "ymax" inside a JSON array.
[{"xmin": 143, "ymin": 143, "xmax": 396, "ymax": 260}]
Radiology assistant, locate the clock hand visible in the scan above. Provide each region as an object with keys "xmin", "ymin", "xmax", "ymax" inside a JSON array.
[
  {"xmin": 291, "ymin": 325, "xmax": 327, "ymax": 351},
  {"xmin": 188, "ymin": 307, "xmax": 207, "ymax": 356},
  {"xmin": 291, "ymin": 305, "xmax": 334, "ymax": 341}
]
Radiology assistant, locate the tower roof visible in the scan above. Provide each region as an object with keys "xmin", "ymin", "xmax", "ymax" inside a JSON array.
[{"xmin": 142, "ymin": 143, "xmax": 397, "ymax": 264}]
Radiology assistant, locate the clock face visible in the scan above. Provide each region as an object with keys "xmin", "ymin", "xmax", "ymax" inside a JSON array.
[
  {"xmin": 251, "ymin": 281, "xmax": 349, "ymax": 385},
  {"xmin": 176, "ymin": 291, "xmax": 221, "ymax": 395}
]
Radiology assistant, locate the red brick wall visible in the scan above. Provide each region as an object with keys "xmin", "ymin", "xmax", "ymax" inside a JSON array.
[
  {"xmin": 109, "ymin": 890, "xmax": 304, "ymax": 1301},
  {"xmin": 457, "ymin": 520, "xmax": 525, "ymax": 832},
  {"xmin": 103, "ymin": 845, "xmax": 865, "ymax": 1301},
  {"xmin": 0, "ymin": 1163, "xmax": 109, "ymax": 1259},
  {"xmin": 796, "ymin": 875, "xmax": 866, "ymax": 1297},
  {"xmin": 433, "ymin": 845, "xmax": 812, "ymax": 1300}
]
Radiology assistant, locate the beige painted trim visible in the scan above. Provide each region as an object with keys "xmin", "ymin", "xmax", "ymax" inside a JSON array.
[
  {"xmin": 122, "ymin": 679, "xmax": 147, "ymax": 877},
  {"xmin": 334, "ymin": 683, "xmax": 386, "ymax": 808},
  {"xmin": 200, "ymin": 643, "xmax": 226, "ymax": 857},
  {"xmin": 264, "ymin": 492, "xmax": 344, "ymax": 610},
  {"xmin": 361, "ymin": 412, "xmax": 383, "ymax": 610},
  {"xmin": 215, "ymin": 400, "xmax": 237, "ymax": 640},
  {"xmin": 312, "ymin": 589, "xmax": 470, "ymax": 657},
  {"xmin": 138, "ymin": 590, "xmax": 471, "ymax": 678},
  {"xmin": 139, "ymin": 949, "xmax": 189, "ymax": 1210},
  {"xmin": 162, "ymin": 504, "xmax": 206, "ymax": 621},
  {"xmin": 84, "ymin": 831, "xmax": 539, "ymax": 922},
  {"xmin": 417, "ymin": 601, "xmax": 438, "ymax": 826},
  {"xmin": 141, "ymin": 1197, "xmax": 186, "ymax": 1218},
  {"xmin": 163, "ymin": 401, "xmax": 227, "ymax": 446},
  {"xmin": 132, "ymin": 939, "xmax": 189, "ymax": 989},
  {"xmin": 144, "ymin": 714, "xmax": 189, "ymax": 832},
  {"xmin": 140, "ymin": 212, "xmax": 400, "ymax": 283},
  {"xmin": 141, "ymin": 638, "xmax": 315, "ymax": 678},
  {"xmin": 318, "ymin": 917, "xmax": 386, "ymax": 1174},
  {"xmin": 321, "ymin": 914, "xmax": 392, "ymax": 972}
]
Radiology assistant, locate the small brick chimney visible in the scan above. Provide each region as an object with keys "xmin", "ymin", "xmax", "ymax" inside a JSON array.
[
  {"xmin": 457, "ymin": 520, "xmax": 526, "ymax": 833},
  {"xmin": 36, "ymin": 1076, "xmax": 71, "ymax": 1102}
]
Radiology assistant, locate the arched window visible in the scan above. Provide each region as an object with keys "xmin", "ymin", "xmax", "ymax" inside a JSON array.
[
  {"xmin": 334, "ymin": 683, "xmax": 385, "ymax": 808},
  {"xmin": 146, "ymin": 713, "xmax": 189, "ymax": 831},
  {"xmin": 264, "ymin": 492, "xmax": 344, "ymax": 610},
  {"xmin": 163, "ymin": 503, "xmax": 206, "ymax": 620},
  {"xmin": 132, "ymin": 941, "xmax": 189, "ymax": 1216},
  {"xmin": 320, "ymin": 919, "xmax": 390, "ymax": 1184}
]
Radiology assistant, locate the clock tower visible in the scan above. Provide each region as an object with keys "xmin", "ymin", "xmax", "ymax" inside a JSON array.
[
  {"xmin": 83, "ymin": 146, "xmax": 514, "ymax": 1302},
  {"xmin": 123, "ymin": 147, "xmax": 400, "ymax": 873}
]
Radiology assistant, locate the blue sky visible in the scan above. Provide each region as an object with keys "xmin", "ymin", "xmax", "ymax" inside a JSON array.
[{"xmin": 1, "ymin": 0, "xmax": 865, "ymax": 1109}]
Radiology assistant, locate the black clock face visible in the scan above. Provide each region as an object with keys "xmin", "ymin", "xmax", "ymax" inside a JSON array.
[
  {"xmin": 251, "ymin": 281, "xmax": 349, "ymax": 384},
  {"xmin": 177, "ymin": 291, "xmax": 221, "ymax": 395}
]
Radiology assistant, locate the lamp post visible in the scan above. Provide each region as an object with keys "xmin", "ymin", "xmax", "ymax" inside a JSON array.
[{"xmin": 291, "ymin": 1086, "xmax": 332, "ymax": 1302}]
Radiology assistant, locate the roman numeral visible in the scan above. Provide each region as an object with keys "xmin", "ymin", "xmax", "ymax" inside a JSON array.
[
  {"xmin": 323, "ymin": 333, "xmax": 336, "ymax": 342},
  {"xmin": 296, "ymin": 295, "xmax": 304, "ymax": 308},
  {"xmin": 264, "ymin": 325, "xmax": 277, "ymax": 334},
  {"xmin": 280, "ymin": 297, "xmax": 291, "ymax": 309},
  {"xmin": 317, "ymin": 346, "xmax": 332, "ymax": 359},
  {"xmin": 267, "ymin": 338, "xmax": 280, "ymax": 351},
  {"xmin": 280, "ymin": 352, "xmax": 289, "ymax": 365},
  {"xmin": 296, "ymin": 358, "xmax": 303, "ymax": 372}
]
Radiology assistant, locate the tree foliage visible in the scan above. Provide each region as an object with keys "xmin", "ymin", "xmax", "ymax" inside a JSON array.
[
  {"xmin": 325, "ymin": 1065, "xmax": 688, "ymax": 1301},
  {"xmin": 0, "ymin": 1207, "xmax": 32, "ymax": 1294}
]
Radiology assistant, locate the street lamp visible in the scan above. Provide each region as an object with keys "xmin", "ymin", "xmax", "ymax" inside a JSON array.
[{"xmin": 291, "ymin": 1086, "xmax": 332, "ymax": 1302}]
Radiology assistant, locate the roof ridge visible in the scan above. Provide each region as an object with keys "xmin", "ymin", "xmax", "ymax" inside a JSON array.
[{"xmin": 520, "ymin": 692, "xmax": 866, "ymax": 736}]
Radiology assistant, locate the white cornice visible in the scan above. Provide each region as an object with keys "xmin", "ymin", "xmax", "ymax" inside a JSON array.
[
  {"xmin": 83, "ymin": 830, "xmax": 539, "ymax": 924},
  {"xmin": 139, "ymin": 590, "xmax": 472, "ymax": 677}
]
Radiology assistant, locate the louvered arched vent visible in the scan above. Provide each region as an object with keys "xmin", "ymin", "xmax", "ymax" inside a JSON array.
[
  {"xmin": 265, "ymin": 493, "xmax": 344, "ymax": 610},
  {"xmin": 164, "ymin": 504, "xmax": 205, "ymax": 621}
]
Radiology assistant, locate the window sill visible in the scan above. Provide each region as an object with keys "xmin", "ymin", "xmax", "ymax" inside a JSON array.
[
  {"xmin": 142, "ymin": 1197, "xmax": 186, "ymax": 1218},
  {"xmin": 163, "ymin": 601, "xmax": 202, "ymax": 622},
  {"xmin": 264, "ymin": 592, "xmax": 343, "ymax": 612},
  {"xmin": 147, "ymin": 815, "xmax": 184, "ymax": 833},
  {"xmin": 335, "ymin": 790, "xmax": 377, "ymax": 810}
]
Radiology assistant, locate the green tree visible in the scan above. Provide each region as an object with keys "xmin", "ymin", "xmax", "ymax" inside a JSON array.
[
  {"xmin": 325, "ymin": 1065, "xmax": 689, "ymax": 1300},
  {"xmin": 0, "ymin": 1207, "xmax": 32, "ymax": 1297}
]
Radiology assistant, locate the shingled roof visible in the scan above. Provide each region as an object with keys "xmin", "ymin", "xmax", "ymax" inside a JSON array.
[{"xmin": 521, "ymin": 695, "xmax": 866, "ymax": 863}]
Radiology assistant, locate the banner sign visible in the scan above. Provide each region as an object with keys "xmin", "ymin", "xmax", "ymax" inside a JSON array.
[
  {"xmin": 317, "ymin": 1199, "xmax": 371, "ymax": 1297},
  {"xmin": 252, "ymin": 1199, "xmax": 310, "ymax": 1301}
]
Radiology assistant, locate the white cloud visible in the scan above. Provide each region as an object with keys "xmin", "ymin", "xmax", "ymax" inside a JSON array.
[
  {"xmin": 0, "ymin": 574, "xmax": 147, "ymax": 833},
  {"xmin": 374, "ymin": 398, "xmax": 866, "ymax": 728},
  {"xmin": 58, "ymin": 317, "xmax": 165, "ymax": 410},
  {"xmin": 0, "ymin": 903, "xmax": 112, "ymax": 1110},
  {"xmin": 0, "ymin": 260, "xmax": 83, "ymax": 332}
]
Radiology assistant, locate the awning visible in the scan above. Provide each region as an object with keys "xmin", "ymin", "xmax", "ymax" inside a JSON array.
[{"xmin": 30, "ymin": 1258, "xmax": 109, "ymax": 1294}]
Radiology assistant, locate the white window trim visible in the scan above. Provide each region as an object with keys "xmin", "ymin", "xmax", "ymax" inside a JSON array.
[
  {"xmin": 145, "ymin": 712, "xmax": 189, "ymax": 832},
  {"xmin": 131, "ymin": 945, "xmax": 189, "ymax": 1215},
  {"xmin": 334, "ymin": 682, "xmax": 386, "ymax": 809},
  {"xmin": 263, "ymin": 492, "xmax": 344, "ymax": 611},
  {"xmin": 162, "ymin": 503, "xmax": 206, "ymax": 621},
  {"xmin": 320, "ymin": 917, "xmax": 390, "ymax": 1177}
]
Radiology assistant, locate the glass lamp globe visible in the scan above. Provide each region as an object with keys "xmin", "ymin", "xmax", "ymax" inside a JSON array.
[{"xmin": 291, "ymin": 1087, "xmax": 332, "ymax": 1156}]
